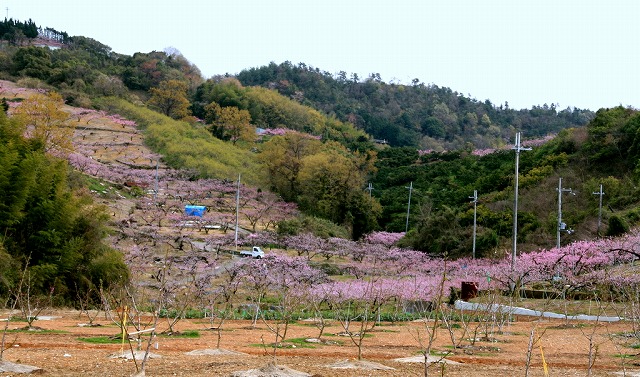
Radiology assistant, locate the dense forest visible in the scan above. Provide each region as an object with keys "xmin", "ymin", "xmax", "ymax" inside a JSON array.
[
  {"xmin": 236, "ymin": 61, "xmax": 594, "ymax": 149},
  {"xmin": 0, "ymin": 18, "xmax": 38, "ymax": 44},
  {"xmin": 374, "ymin": 107, "xmax": 640, "ymax": 257}
]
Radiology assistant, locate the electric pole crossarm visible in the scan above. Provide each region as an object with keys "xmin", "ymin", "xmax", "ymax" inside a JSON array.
[{"xmin": 366, "ymin": 182, "xmax": 374, "ymax": 198}]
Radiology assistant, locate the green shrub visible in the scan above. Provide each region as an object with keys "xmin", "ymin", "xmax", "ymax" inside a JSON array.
[
  {"xmin": 78, "ymin": 336, "xmax": 122, "ymax": 344},
  {"xmin": 277, "ymin": 215, "xmax": 349, "ymax": 238},
  {"xmin": 606, "ymin": 215, "xmax": 629, "ymax": 237}
]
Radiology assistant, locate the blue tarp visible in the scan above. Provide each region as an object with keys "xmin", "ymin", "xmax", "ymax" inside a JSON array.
[{"xmin": 184, "ymin": 205, "xmax": 206, "ymax": 217}]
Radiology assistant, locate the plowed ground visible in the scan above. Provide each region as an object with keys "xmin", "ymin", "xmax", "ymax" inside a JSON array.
[{"xmin": 1, "ymin": 310, "xmax": 639, "ymax": 376}]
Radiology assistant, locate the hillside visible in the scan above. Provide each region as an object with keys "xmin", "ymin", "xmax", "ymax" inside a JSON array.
[
  {"xmin": 0, "ymin": 79, "xmax": 297, "ymax": 265},
  {"xmin": 0, "ymin": 22, "xmax": 637, "ymax": 254},
  {"xmin": 4, "ymin": 24, "xmax": 640, "ymax": 377},
  {"xmin": 373, "ymin": 107, "xmax": 640, "ymax": 257},
  {"xmin": 2, "ymin": 97, "xmax": 640, "ymax": 377},
  {"xmin": 235, "ymin": 61, "xmax": 595, "ymax": 149}
]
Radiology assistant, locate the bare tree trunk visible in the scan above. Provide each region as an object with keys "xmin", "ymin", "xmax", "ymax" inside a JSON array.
[{"xmin": 524, "ymin": 328, "xmax": 535, "ymax": 377}]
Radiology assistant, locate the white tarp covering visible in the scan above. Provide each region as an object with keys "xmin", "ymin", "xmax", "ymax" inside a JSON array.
[{"xmin": 454, "ymin": 300, "xmax": 621, "ymax": 322}]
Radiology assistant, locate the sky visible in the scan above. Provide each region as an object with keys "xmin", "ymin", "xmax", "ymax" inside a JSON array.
[{"xmin": 7, "ymin": 0, "xmax": 640, "ymax": 110}]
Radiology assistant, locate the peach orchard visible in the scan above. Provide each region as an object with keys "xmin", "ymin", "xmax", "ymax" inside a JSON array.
[{"xmin": 8, "ymin": 87, "xmax": 640, "ymax": 364}]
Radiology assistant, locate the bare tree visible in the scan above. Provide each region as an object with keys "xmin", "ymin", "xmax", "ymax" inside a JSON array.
[{"xmin": 407, "ymin": 270, "xmax": 449, "ymax": 377}]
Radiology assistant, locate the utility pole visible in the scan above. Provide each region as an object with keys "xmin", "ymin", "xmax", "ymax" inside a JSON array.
[
  {"xmin": 366, "ymin": 182, "xmax": 374, "ymax": 198},
  {"xmin": 235, "ymin": 174, "xmax": 241, "ymax": 251},
  {"xmin": 469, "ymin": 190, "xmax": 478, "ymax": 259},
  {"xmin": 511, "ymin": 132, "xmax": 531, "ymax": 273},
  {"xmin": 592, "ymin": 184, "xmax": 605, "ymax": 236},
  {"xmin": 405, "ymin": 181, "xmax": 413, "ymax": 233},
  {"xmin": 154, "ymin": 159, "xmax": 159, "ymax": 202},
  {"xmin": 556, "ymin": 177, "xmax": 575, "ymax": 248}
]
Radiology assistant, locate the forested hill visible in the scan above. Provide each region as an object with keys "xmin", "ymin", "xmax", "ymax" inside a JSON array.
[{"xmin": 236, "ymin": 62, "xmax": 594, "ymax": 150}]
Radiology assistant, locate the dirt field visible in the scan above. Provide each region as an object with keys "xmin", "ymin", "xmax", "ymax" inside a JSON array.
[{"xmin": 1, "ymin": 310, "xmax": 640, "ymax": 377}]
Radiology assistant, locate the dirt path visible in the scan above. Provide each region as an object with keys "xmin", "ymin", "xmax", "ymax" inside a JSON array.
[{"xmin": 1, "ymin": 310, "xmax": 639, "ymax": 376}]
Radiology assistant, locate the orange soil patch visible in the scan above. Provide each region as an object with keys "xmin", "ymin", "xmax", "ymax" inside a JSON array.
[{"xmin": 1, "ymin": 310, "xmax": 639, "ymax": 376}]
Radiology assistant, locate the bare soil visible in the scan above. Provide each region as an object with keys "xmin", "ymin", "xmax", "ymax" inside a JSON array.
[{"xmin": 1, "ymin": 310, "xmax": 640, "ymax": 376}]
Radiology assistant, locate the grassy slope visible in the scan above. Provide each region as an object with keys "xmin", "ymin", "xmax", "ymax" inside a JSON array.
[{"xmin": 95, "ymin": 97, "xmax": 267, "ymax": 187}]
